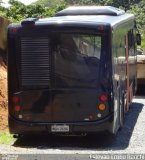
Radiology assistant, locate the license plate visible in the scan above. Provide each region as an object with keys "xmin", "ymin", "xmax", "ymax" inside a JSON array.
[{"xmin": 51, "ymin": 124, "xmax": 69, "ymax": 132}]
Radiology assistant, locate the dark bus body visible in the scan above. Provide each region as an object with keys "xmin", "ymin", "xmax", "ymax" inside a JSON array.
[{"xmin": 8, "ymin": 6, "xmax": 138, "ymax": 136}]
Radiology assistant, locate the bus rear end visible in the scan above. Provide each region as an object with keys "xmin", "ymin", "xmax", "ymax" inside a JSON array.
[{"xmin": 8, "ymin": 18, "xmax": 114, "ymax": 135}]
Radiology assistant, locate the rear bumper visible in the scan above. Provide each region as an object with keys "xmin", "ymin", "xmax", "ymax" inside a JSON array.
[{"xmin": 9, "ymin": 113, "xmax": 114, "ymax": 135}]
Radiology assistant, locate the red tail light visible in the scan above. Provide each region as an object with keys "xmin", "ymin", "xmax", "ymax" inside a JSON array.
[
  {"xmin": 12, "ymin": 95, "xmax": 21, "ymax": 112},
  {"xmin": 12, "ymin": 96, "xmax": 19, "ymax": 103},
  {"xmin": 100, "ymin": 95, "xmax": 107, "ymax": 102}
]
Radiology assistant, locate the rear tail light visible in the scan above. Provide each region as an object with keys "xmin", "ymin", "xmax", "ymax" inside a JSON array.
[
  {"xmin": 100, "ymin": 95, "xmax": 107, "ymax": 102},
  {"xmin": 12, "ymin": 96, "xmax": 19, "ymax": 103},
  {"xmin": 98, "ymin": 94, "xmax": 107, "ymax": 111},
  {"xmin": 12, "ymin": 95, "xmax": 20, "ymax": 112}
]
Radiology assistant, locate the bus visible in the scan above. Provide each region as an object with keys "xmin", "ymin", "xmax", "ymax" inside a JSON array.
[{"xmin": 7, "ymin": 6, "xmax": 141, "ymax": 136}]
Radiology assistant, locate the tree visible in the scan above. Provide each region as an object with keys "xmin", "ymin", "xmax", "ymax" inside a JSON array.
[
  {"xmin": 128, "ymin": 1, "xmax": 145, "ymax": 49},
  {"xmin": 34, "ymin": 0, "xmax": 65, "ymax": 8},
  {"xmin": 3, "ymin": 0, "xmax": 65, "ymax": 22},
  {"xmin": 64, "ymin": 0, "xmax": 97, "ymax": 5}
]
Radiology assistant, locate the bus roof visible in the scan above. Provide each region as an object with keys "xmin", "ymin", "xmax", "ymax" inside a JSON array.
[
  {"xmin": 55, "ymin": 6, "xmax": 125, "ymax": 16},
  {"xmin": 35, "ymin": 14, "xmax": 134, "ymax": 28},
  {"xmin": 20, "ymin": 6, "xmax": 135, "ymax": 30}
]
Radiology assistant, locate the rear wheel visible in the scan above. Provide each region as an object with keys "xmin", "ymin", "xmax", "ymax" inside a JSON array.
[
  {"xmin": 13, "ymin": 134, "xmax": 23, "ymax": 139},
  {"xmin": 119, "ymin": 92, "xmax": 125, "ymax": 130}
]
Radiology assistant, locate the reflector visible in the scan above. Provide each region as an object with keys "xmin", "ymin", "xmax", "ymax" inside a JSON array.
[
  {"xmin": 12, "ymin": 27, "xmax": 17, "ymax": 33},
  {"xmin": 98, "ymin": 26, "xmax": 105, "ymax": 31}
]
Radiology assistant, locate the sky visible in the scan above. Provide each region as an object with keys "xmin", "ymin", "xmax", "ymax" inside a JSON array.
[{"xmin": 1, "ymin": 0, "xmax": 38, "ymax": 7}]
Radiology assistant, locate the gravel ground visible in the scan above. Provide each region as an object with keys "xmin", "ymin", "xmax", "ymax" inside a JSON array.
[{"xmin": 0, "ymin": 96, "xmax": 145, "ymax": 158}]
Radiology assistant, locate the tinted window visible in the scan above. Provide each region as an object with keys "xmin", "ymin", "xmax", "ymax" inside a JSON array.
[{"xmin": 53, "ymin": 33, "xmax": 102, "ymax": 88}]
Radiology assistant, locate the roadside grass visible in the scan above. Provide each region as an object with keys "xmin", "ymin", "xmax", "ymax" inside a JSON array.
[{"xmin": 0, "ymin": 132, "xmax": 14, "ymax": 144}]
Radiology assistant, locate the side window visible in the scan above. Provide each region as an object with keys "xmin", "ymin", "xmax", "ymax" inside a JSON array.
[
  {"xmin": 128, "ymin": 30, "xmax": 135, "ymax": 56},
  {"xmin": 128, "ymin": 29, "xmax": 136, "ymax": 64}
]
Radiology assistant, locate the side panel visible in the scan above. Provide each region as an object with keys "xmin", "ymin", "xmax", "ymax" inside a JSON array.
[
  {"xmin": 8, "ymin": 28, "xmax": 19, "ymax": 115},
  {"xmin": 112, "ymin": 19, "xmax": 137, "ymax": 133},
  {"xmin": 125, "ymin": 29, "xmax": 137, "ymax": 111},
  {"xmin": 125, "ymin": 34, "xmax": 129, "ymax": 111},
  {"xmin": 112, "ymin": 26, "xmax": 126, "ymax": 133}
]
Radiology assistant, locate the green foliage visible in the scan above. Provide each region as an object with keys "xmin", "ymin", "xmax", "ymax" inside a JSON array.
[
  {"xmin": 0, "ymin": 6, "xmax": 7, "ymax": 17},
  {"xmin": 0, "ymin": 133, "xmax": 14, "ymax": 144},
  {"xmin": 127, "ymin": 1, "xmax": 145, "ymax": 49},
  {"xmin": 0, "ymin": 0, "xmax": 66, "ymax": 22},
  {"xmin": 6, "ymin": 0, "xmax": 26, "ymax": 21},
  {"xmin": 65, "ymin": 0, "xmax": 97, "ymax": 5},
  {"xmin": 35, "ymin": 0, "xmax": 65, "ymax": 8}
]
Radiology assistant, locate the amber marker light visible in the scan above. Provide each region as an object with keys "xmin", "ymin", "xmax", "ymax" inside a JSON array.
[
  {"xmin": 98, "ymin": 104, "xmax": 106, "ymax": 111},
  {"xmin": 14, "ymin": 105, "xmax": 21, "ymax": 112}
]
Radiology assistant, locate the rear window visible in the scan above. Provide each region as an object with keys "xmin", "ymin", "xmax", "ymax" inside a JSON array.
[{"xmin": 53, "ymin": 33, "xmax": 102, "ymax": 88}]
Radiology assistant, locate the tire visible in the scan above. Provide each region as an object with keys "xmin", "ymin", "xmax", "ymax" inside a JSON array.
[
  {"xmin": 119, "ymin": 93, "xmax": 125, "ymax": 130},
  {"xmin": 13, "ymin": 134, "xmax": 23, "ymax": 139}
]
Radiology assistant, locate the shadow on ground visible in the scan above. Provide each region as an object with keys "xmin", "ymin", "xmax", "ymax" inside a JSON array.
[{"xmin": 13, "ymin": 102, "xmax": 144, "ymax": 151}]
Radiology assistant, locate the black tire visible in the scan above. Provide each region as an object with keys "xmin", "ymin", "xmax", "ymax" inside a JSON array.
[
  {"xmin": 13, "ymin": 134, "xmax": 23, "ymax": 139},
  {"xmin": 119, "ymin": 93, "xmax": 125, "ymax": 130}
]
